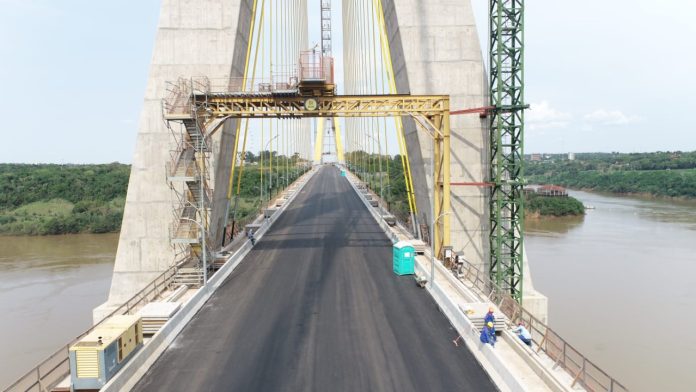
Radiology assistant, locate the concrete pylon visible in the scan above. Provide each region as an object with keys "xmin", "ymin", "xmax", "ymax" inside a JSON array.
[
  {"xmin": 380, "ymin": 0, "xmax": 488, "ymax": 270},
  {"xmin": 95, "ymin": 0, "xmax": 254, "ymax": 321},
  {"xmin": 381, "ymin": 0, "xmax": 546, "ymax": 320}
]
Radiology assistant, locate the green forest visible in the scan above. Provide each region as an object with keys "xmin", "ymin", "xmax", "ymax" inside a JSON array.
[
  {"xmin": 345, "ymin": 151, "xmax": 412, "ymax": 223},
  {"xmin": 0, "ymin": 164, "xmax": 129, "ymax": 235},
  {"xmin": 4, "ymin": 150, "xmax": 692, "ymax": 235},
  {"xmin": 0, "ymin": 155, "xmax": 309, "ymax": 236},
  {"xmin": 527, "ymin": 151, "xmax": 696, "ymax": 198}
]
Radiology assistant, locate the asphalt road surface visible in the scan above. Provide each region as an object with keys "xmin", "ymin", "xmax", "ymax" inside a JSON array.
[{"xmin": 133, "ymin": 166, "xmax": 497, "ymax": 392}]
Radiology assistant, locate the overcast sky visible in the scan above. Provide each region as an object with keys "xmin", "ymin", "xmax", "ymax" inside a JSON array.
[{"xmin": 0, "ymin": 0, "xmax": 693, "ymax": 163}]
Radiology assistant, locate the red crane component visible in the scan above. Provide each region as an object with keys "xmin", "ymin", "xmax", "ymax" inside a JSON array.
[
  {"xmin": 450, "ymin": 182, "xmax": 494, "ymax": 187},
  {"xmin": 450, "ymin": 106, "xmax": 495, "ymax": 118}
]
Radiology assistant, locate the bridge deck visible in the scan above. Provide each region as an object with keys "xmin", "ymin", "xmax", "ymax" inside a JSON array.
[{"xmin": 132, "ymin": 166, "xmax": 496, "ymax": 391}]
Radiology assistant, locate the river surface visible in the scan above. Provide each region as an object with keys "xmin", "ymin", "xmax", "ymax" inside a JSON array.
[
  {"xmin": 526, "ymin": 190, "xmax": 696, "ymax": 392},
  {"xmin": 0, "ymin": 192, "xmax": 695, "ymax": 390},
  {"xmin": 0, "ymin": 233, "xmax": 117, "ymax": 388}
]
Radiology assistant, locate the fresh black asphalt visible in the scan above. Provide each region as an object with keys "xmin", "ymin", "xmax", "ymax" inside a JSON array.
[{"xmin": 132, "ymin": 166, "xmax": 497, "ymax": 391}]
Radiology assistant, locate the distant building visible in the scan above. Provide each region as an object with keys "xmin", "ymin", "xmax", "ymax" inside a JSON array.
[
  {"xmin": 530, "ymin": 154, "xmax": 542, "ymax": 162},
  {"xmin": 568, "ymin": 152, "xmax": 576, "ymax": 161}
]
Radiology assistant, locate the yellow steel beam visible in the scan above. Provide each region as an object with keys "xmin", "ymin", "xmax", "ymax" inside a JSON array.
[
  {"xmin": 171, "ymin": 91, "xmax": 451, "ymax": 257},
  {"xmin": 187, "ymin": 94, "xmax": 449, "ymax": 119},
  {"xmin": 442, "ymin": 108, "xmax": 451, "ymax": 257}
]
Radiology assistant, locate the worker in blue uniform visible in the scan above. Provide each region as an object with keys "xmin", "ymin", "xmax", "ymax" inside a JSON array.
[
  {"xmin": 480, "ymin": 322, "xmax": 496, "ymax": 347},
  {"xmin": 484, "ymin": 307, "xmax": 495, "ymax": 325}
]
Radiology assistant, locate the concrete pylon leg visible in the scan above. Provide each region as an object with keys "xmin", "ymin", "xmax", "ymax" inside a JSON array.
[
  {"xmin": 380, "ymin": 0, "xmax": 487, "ymax": 269},
  {"xmin": 94, "ymin": 0, "xmax": 254, "ymax": 322}
]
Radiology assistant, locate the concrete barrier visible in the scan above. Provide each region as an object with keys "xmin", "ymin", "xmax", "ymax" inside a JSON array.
[{"xmin": 101, "ymin": 168, "xmax": 318, "ymax": 392}]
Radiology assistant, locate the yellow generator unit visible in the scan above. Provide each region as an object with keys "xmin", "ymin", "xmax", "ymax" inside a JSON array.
[{"xmin": 69, "ymin": 315, "xmax": 143, "ymax": 390}]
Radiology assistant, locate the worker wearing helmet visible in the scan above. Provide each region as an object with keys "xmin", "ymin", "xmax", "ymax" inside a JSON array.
[
  {"xmin": 480, "ymin": 321, "xmax": 496, "ymax": 347},
  {"xmin": 484, "ymin": 307, "xmax": 495, "ymax": 326}
]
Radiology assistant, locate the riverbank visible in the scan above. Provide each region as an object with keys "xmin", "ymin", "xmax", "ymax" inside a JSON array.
[
  {"xmin": 0, "ymin": 163, "xmax": 309, "ymax": 236},
  {"xmin": 526, "ymin": 151, "xmax": 696, "ymax": 199}
]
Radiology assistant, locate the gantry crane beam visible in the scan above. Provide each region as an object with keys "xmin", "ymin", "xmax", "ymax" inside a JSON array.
[
  {"xmin": 165, "ymin": 92, "xmax": 451, "ymax": 258},
  {"xmin": 166, "ymin": 94, "xmax": 450, "ymax": 119}
]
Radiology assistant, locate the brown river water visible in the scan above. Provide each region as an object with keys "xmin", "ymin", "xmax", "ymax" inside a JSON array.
[
  {"xmin": 0, "ymin": 233, "xmax": 117, "ymax": 388},
  {"xmin": 526, "ymin": 190, "xmax": 696, "ymax": 392},
  {"xmin": 1, "ymin": 190, "xmax": 695, "ymax": 390}
]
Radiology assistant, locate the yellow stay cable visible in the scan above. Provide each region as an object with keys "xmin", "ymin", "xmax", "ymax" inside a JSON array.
[
  {"xmin": 236, "ymin": 0, "xmax": 267, "ymax": 195},
  {"xmin": 226, "ymin": 0, "xmax": 259, "ymax": 201},
  {"xmin": 376, "ymin": 0, "xmax": 417, "ymax": 215},
  {"xmin": 369, "ymin": 0, "xmax": 383, "ymax": 197}
]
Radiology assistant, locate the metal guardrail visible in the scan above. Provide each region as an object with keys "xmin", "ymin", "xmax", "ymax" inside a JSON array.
[
  {"xmin": 3, "ymin": 267, "xmax": 179, "ymax": 392},
  {"xmin": 456, "ymin": 259, "xmax": 629, "ymax": 392}
]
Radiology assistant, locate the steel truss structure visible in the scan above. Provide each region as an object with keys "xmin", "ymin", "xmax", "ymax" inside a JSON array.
[
  {"xmin": 489, "ymin": 0, "xmax": 526, "ymax": 302},
  {"xmin": 164, "ymin": 90, "xmax": 452, "ymax": 258}
]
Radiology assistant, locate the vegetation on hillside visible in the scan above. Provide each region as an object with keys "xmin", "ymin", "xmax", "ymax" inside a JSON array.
[
  {"xmin": 527, "ymin": 151, "xmax": 696, "ymax": 198},
  {"xmin": 0, "ymin": 164, "xmax": 129, "ymax": 235},
  {"xmin": 0, "ymin": 155, "xmax": 309, "ymax": 236}
]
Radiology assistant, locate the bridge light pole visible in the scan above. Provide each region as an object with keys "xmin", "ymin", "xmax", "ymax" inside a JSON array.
[
  {"xmin": 365, "ymin": 133, "xmax": 384, "ymax": 207},
  {"xmin": 263, "ymin": 134, "xmax": 279, "ymax": 203},
  {"xmin": 179, "ymin": 217, "xmax": 208, "ymax": 285},
  {"xmin": 430, "ymin": 212, "xmax": 451, "ymax": 287}
]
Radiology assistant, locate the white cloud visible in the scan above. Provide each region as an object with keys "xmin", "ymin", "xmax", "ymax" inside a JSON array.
[
  {"xmin": 583, "ymin": 109, "xmax": 642, "ymax": 126},
  {"xmin": 527, "ymin": 101, "xmax": 572, "ymax": 130}
]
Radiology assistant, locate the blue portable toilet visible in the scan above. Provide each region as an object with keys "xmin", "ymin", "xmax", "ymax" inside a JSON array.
[
  {"xmin": 393, "ymin": 241, "xmax": 415, "ymax": 275},
  {"xmin": 340, "ymin": 169, "xmax": 346, "ymax": 177}
]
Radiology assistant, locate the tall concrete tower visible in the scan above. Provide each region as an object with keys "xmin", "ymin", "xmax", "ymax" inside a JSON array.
[
  {"xmin": 97, "ymin": 0, "xmax": 547, "ymax": 321},
  {"xmin": 380, "ymin": 0, "xmax": 489, "ymax": 270},
  {"xmin": 96, "ymin": 0, "xmax": 255, "ymax": 319}
]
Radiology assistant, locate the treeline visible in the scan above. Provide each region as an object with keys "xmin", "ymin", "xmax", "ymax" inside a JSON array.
[
  {"xmin": 0, "ymin": 164, "xmax": 129, "ymax": 235},
  {"xmin": 527, "ymin": 151, "xmax": 696, "ymax": 198},
  {"xmin": 345, "ymin": 151, "xmax": 413, "ymax": 223}
]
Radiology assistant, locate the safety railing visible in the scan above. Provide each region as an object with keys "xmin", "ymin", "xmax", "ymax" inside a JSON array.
[
  {"xmin": 165, "ymin": 150, "xmax": 198, "ymax": 180},
  {"xmin": 201, "ymin": 73, "xmax": 299, "ymax": 95},
  {"xmin": 162, "ymin": 77, "xmax": 193, "ymax": 116},
  {"xmin": 3, "ymin": 266, "xmax": 180, "ymax": 392},
  {"xmin": 455, "ymin": 259, "xmax": 629, "ymax": 392}
]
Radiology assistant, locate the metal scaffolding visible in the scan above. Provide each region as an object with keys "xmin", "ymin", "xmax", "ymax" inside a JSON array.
[{"xmin": 489, "ymin": 0, "xmax": 527, "ymax": 302}]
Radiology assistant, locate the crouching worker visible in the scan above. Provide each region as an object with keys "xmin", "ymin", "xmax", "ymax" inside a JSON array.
[
  {"xmin": 480, "ymin": 322, "xmax": 496, "ymax": 347},
  {"xmin": 512, "ymin": 322, "xmax": 532, "ymax": 347}
]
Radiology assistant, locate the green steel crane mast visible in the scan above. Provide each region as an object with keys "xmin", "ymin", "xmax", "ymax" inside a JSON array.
[{"xmin": 489, "ymin": 0, "xmax": 527, "ymax": 302}]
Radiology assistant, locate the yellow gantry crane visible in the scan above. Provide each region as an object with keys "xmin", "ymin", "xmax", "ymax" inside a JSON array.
[{"xmin": 166, "ymin": 89, "xmax": 452, "ymax": 258}]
